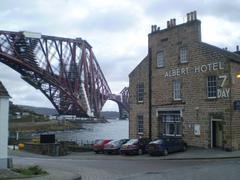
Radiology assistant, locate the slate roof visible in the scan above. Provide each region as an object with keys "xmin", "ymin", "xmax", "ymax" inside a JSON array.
[
  {"xmin": 198, "ymin": 42, "xmax": 240, "ymax": 63},
  {"xmin": 0, "ymin": 81, "xmax": 10, "ymax": 97}
]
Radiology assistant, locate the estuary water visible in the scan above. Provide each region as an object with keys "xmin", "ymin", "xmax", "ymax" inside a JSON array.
[{"xmin": 55, "ymin": 119, "xmax": 129, "ymax": 144}]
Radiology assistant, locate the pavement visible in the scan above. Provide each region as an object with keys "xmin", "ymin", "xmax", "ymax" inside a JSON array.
[{"xmin": 2, "ymin": 148, "xmax": 240, "ymax": 180}]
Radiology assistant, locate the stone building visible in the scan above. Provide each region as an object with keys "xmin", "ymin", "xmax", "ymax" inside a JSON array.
[
  {"xmin": 129, "ymin": 11, "xmax": 240, "ymax": 150},
  {"xmin": 0, "ymin": 81, "xmax": 10, "ymax": 169}
]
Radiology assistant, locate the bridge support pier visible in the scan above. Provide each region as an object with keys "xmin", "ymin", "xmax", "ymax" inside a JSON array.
[{"xmin": 118, "ymin": 104, "xmax": 129, "ymax": 119}]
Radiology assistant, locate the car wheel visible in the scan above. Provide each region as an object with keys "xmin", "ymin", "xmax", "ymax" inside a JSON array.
[
  {"xmin": 138, "ymin": 149, "xmax": 143, "ymax": 155},
  {"xmin": 117, "ymin": 149, "xmax": 121, "ymax": 155},
  {"xmin": 95, "ymin": 151, "xmax": 99, "ymax": 154},
  {"xmin": 163, "ymin": 149, "xmax": 168, "ymax": 156},
  {"xmin": 182, "ymin": 144, "xmax": 187, "ymax": 151}
]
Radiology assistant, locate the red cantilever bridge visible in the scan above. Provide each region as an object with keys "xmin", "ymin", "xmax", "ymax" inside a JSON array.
[{"xmin": 0, "ymin": 30, "xmax": 129, "ymax": 118}]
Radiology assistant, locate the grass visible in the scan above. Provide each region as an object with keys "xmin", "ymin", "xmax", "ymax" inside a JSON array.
[{"xmin": 13, "ymin": 165, "xmax": 48, "ymax": 176}]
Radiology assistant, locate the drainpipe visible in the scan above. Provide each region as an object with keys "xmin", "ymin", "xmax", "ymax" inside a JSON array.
[
  {"xmin": 148, "ymin": 48, "xmax": 152, "ymax": 140},
  {"xmin": 228, "ymin": 61, "xmax": 233, "ymax": 150}
]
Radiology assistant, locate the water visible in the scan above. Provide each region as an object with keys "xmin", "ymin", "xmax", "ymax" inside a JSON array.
[{"xmin": 55, "ymin": 119, "xmax": 129, "ymax": 144}]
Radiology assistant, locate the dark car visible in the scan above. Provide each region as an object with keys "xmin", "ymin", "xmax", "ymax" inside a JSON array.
[
  {"xmin": 147, "ymin": 137, "xmax": 187, "ymax": 156},
  {"xmin": 93, "ymin": 139, "xmax": 112, "ymax": 154},
  {"xmin": 120, "ymin": 138, "xmax": 150, "ymax": 155},
  {"xmin": 104, "ymin": 139, "xmax": 129, "ymax": 154}
]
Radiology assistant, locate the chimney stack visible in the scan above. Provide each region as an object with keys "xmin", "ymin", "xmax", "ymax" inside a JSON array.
[
  {"xmin": 167, "ymin": 18, "xmax": 176, "ymax": 28},
  {"xmin": 237, "ymin": 45, "xmax": 239, "ymax": 51},
  {"xmin": 187, "ymin": 11, "xmax": 197, "ymax": 22},
  {"xmin": 151, "ymin": 25, "xmax": 159, "ymax": 33}
]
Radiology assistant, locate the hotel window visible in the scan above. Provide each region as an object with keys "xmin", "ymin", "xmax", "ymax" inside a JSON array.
[
  {"xmin": 137, "ymin": 115, "xmax": 144, "ymax": 134},
  {"xmin": 173, "ymin": 80, "xmax": 181, "ymax": 100},
  {"xmin": 207, "ymin": 76, "xmax": 217, "ymax": 98},
  {"xmin": 161, "ymin": 112, "xmax": 182, "ymax": 136},
  {"xmin": 180, "ymin": 47, "xmax": 188, "ymax": 63},
  {"xmin": 157, "ymin": 51, "xmax": 165, "ymax": 67},
  {"xmin": 137, "ymin": 83, "xmax": 144, "ymax": 102}
]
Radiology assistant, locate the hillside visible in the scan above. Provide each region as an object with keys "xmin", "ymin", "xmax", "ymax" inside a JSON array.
[
  {"xmin": 18, "ymin": 105, "xmax": 58, "ymax": 116},
  {"xmin": 16, "ymin": 104, "xmax": 119, "ymax": 119}
]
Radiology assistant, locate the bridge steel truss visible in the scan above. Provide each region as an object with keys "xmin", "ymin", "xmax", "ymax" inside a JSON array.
[{"xmin": 0, "ymin": 30, "xmax": 114, "ymax": 117}]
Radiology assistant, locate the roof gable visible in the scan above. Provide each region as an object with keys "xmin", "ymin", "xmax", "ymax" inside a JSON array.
[
  {"xmin": 129, "ymin": 56, "xmax": 148, "ymax": 77},
  {"xmin": 0, "ymin": 81, "xmax": 10, "ymax": 97}
]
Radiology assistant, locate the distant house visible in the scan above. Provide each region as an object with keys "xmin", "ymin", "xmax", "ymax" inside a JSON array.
[
  {"xmin": 0, "ymin": 81, "xmax": 10, "ymax": 169},
  {"xmin": 15, "ymin": 111, "xmax": 30, "ymax": 119}
]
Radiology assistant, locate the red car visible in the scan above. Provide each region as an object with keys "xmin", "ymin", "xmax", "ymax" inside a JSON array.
[{"xmin": 93, "ymin": 139, "xmax": 112, "ymax": 154}]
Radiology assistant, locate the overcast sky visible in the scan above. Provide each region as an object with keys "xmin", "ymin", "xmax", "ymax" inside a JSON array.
[{"xmin": 0, "ymin": 0, "xmax": 240, "ymax": 111}]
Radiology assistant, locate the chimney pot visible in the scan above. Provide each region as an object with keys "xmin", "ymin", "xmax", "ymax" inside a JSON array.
[
  {"xmin": 167, "ymin": 21, "xmax": 170, "ymax": 28},
  {"xmin": 153, "ymin": 25, "xmax": 157, "ymax": 31},
  {"xmin": 191, "ymin": 12, "xmax": 194, "ymax": 21},
  {"xmin": 193, "ymin": 11, "xmax": 197, "ymax": 20},
  {"xmin": 187, "ymin": 13, "xmax": 190, "ymax": 22},
  {"xmin": 173, "ymin": 18, "xmax": 176, "ymax": 26}
]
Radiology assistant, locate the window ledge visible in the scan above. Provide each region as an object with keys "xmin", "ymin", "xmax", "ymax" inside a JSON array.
[
  {"xmin": 205, "ymin": 97, "xmax": 217, "ymax": 101},
  {"xmin": 171, "ymin": 100, "xmax": 185, "ymax": 105},
  {"xmin": 163, "ymin": 134, "xmax": 182, "ymax": 137},
  {"xmin": 178, "ymin": 61, "xmax": 189, "ymax": 65},
  {"xmin": 156, "ymin": 66, "xmax": 165, "ymax": 69}
]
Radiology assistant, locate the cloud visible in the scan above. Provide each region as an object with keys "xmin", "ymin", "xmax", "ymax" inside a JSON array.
[
  {"xmin": 1, "ymin": 0, "xmax": 240, "ymax": 112},
  {"xmin": 77, "ymin": 9, "xmax": 140, "ymax": 32}
]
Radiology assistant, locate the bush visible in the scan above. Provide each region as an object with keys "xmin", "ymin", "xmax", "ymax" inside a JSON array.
[{"xmin": 13, "ymin": 165, "xmax": 48, "ymax": 176}]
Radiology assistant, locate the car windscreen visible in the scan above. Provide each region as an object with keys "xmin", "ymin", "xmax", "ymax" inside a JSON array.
[
  {"xmin": 108, "ymin": 140, "xmax": 121, "ymax": 145},
  {"xmin": 150, "ymin": 139, "xmax": 164, "ymax": 144},
  {"xmin": 95, "ymin": 139, "xmax": 104, "ymax": 144},
  {"xmin": 125, "ymin": 139, "xmax": 138, "ymax": 145}
]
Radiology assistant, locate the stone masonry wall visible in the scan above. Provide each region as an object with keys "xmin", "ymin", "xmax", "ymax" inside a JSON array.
[
  {"xmin": 230, "ymin": 61, "xmax": 240, "ymax": 150},
  {"xmin": 129, "ymin": 57, "xmax": 149, "ymax": 138},
  {"xmin": 149, "ymin": 19, "xmax": 233, "ymax": 148},
  {"xmin": 129, "ymin": 17, "xmax": 240, "ymax": 150}
]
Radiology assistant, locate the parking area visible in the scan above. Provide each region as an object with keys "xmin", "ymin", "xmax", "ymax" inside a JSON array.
[
  {"xmin": 9, "ymin": 147, "xmax": 240, "ymax": 161},
  {"xmin": 8, "ymin": 149, "xmax": 240, "ymax": 180}
]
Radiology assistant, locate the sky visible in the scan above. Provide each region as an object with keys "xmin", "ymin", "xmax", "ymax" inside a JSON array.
[{"xmin": 0, "ymin": 0, "xmax": 240, "ymax": 111}]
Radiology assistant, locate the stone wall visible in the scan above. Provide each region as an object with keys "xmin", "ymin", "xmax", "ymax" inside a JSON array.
[
  {"xmin": 129, "ymin": 57, "xmax": 149, "ymax": 138},
  {"xmin": 129, "ymin": 16, "xmax": 240, "ymax": 150}
]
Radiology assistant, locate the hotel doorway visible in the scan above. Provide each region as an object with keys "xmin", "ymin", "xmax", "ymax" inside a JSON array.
[{"xmin": 211, "ymin": 119, "xmax": 223, "ymax": 148}]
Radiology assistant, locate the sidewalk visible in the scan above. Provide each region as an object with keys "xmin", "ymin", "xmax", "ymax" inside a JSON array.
[
  {"xmin": 160, "ymin": 148, "xmax": 240, "ymax": 160},
  {"xmin": 8, "ymin": 148, "xmax": 240, "ymax": 161}
]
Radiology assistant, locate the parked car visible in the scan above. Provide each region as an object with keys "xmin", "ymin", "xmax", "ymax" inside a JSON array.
[
  {"xmin": 93, "ymin": 139, "xmax": 112, "ymax": 154},
  {"xmin": 120, "ymin": 138, "xmax": 150, "ymax": 155},
  {"xmin": 104, "ymin": 139, "xmax": 129, "ymax": 154},
  {"xmin": 147, "ymin": 137, "xmax": 187, "ymax": 156}
]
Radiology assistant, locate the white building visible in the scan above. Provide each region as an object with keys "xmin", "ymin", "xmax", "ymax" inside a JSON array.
[{"xmin": 0, "ymin": 81, "xmax": 10, "ymax": 169}]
